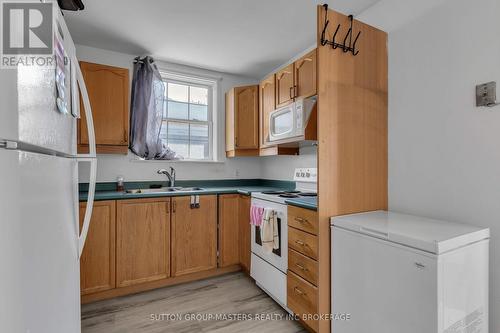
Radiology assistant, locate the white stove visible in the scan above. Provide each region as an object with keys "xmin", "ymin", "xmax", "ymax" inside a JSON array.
[
  {"xmin": 252, "ymin": 168, "xmax": 318, "ymax": 204},
  {"xmin": 250, "ymin": 168, "xmax": 317, "ymax": 311}
]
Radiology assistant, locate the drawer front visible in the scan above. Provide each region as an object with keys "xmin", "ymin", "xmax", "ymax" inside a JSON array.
[
  {"xmin": 288, "ymin": 205, "xmax": 318, "ymax": 235},
  {"xmin": 287, "ymin": 271, "xmax": 319, "ymax": 332},
  {"xmin": 288, "ymin": 227, "xmax": 318, "ymax": 260},
  {"xmin": 288, "ymin": 249, "xmax": 318, "ymax": 286}
]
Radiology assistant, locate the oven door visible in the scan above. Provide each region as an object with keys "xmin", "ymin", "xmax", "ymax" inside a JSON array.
[
  {"xmin": 268, "ymin": 104, "xmax": 298, "ymax": 144},
  {"xmin": 250, "ymin": 198, "xmax": 288, "ymax": 273}
]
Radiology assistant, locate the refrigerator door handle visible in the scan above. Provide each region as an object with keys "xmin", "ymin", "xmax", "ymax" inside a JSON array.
[
  {"xmin": 73, "ymin": 54, "xmax": 97, "ymax": 159},
  {"xmin": 72, "ymin": 54, "xmax": 98, "ymax": 257},
  {"xmin": 78, "ymin": 157, "xmax": 97, "ymax": 258}
]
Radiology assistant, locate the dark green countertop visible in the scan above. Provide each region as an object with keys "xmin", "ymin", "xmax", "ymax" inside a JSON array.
[
  {"xmin": 79, "ymin": 179, "xmax": 295, "ymax": 202},
  {"xmin": 285, "ymin": 197, "xmax": 317, "ymax": 211}
]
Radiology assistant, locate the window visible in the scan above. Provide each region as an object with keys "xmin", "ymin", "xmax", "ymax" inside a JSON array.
[{"xmin": 159, "ymin": 72, "xmax": 216, "ymax": 161}]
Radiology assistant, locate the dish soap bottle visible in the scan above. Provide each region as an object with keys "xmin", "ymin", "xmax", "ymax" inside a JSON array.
[{"xmin": 117, "ymin": 176, "xmax": 125, "ymax": 192}]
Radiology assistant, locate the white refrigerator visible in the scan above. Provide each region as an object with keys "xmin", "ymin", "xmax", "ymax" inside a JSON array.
[
  {"xmin": 0, "ymin": 6, "xmax": 97, "ymax": 333},
  {"xmin": 331, "ymin": 210, "xmax": 489, "ymax": 333}
]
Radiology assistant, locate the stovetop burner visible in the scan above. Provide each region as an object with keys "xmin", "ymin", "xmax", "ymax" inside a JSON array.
[
  {"xmin": 298, "ymin": 192, "xmax": 317, "ymax": 197},
  {"xmin": 261, "ymin": 190, "xmax": 285, "ymax": 195},
  {"xmin": 278, "ymin": 193, "xmax": 301, "ymax": 198}
]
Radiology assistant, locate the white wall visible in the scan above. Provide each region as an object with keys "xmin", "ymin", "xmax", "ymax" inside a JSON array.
[
  {"xmin": 260, "ymin": 146, "xmax": 317, "ymax": 180},
  {"xmin": 388, "ymin": 0, "xmax": 500, "ymax": 330},
  {"xmin": 76, "ymin": 45, "xmax": 262, "ymax": 182}
]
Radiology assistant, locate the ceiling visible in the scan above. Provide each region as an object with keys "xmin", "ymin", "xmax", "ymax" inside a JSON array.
[{"xmin": 64, "ymin": 0, "xmax": 382, "ymax": 79}]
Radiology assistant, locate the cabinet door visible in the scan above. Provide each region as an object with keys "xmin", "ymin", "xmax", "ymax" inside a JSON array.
[
  {"xmin": 234, "ymin": 85, "xmax": 259, "ymax": 149},
  {"xmin": 294, "ymin": 49, "xmax": 317, "ymax": 99},
  {"xmin": 218, "ymin": 194, "xmax": 240, "ymax": 267},
  {"xmin": 225, "ymin": 90, "xmax": 235, "ymax": 152},
  {"xmin": 259, "ymin": 74, "xmax": 275, "ymax": 148},
  {"xmin": 275, "ymin": 63, "xmax": 294, "ymax": 108},
  {"xmin": 116, "ymin": 198, "xmax": 170, "ymax": 287},
  {"xmin": 171, "ymin": 195, "xmax": 217, "ymax": 276},
  {"xmin": 78, "ymin": 61, "xmax": 129, "ymax": 154},
  {"xmin": 238, "ymin": 195, "xmax": 251, "ymax": 272},
  {"xmin": 79, "ymin": 201, "xmax": 116, "ymax": 295}
]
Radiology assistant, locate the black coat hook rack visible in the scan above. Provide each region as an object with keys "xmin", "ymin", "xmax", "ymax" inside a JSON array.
[{"xmin": 320, "ymin": 4, "xmax": 361, "ymax": 56}]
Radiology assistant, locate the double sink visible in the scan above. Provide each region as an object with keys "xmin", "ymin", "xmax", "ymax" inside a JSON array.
[{"xmin": 125, "ymin": 187, "xmax": 204, "ymax": 194}]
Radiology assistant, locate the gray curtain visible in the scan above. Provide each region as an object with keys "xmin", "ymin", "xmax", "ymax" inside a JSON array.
[{"xmin": 129, "ymin": 56, "xmax": 179, "ymax": 160}]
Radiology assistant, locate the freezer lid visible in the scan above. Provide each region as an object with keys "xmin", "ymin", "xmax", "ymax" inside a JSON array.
[{"xmin": 331, "ymin": 210, "xmax": 490, "ymax": 254}]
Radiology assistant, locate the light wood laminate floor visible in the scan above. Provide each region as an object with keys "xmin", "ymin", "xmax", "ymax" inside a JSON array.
[{"xmin": 82, "ymin": 272, "xmax": 307, "ymax": 333}]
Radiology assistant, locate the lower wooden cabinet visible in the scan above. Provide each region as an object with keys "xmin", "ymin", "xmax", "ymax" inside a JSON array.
[
  {"xmin": 287, "ymin": 271, "xmax": 319, "ymax": 332},
  {"xmin": 116, "ymin": 198, "xmax": 171, "ymax": 287},
  {"xmin": 171, "ymin": 195, "xmax": 217, "ymax": 276},
  {"xmin": 238, "ymin": 195, "xmax": 251, "ymax": 272},
  {"xmin": 218, "ymin": 194, "xmax": 240, "ymax": 267},
  {"xmin": 79, "ymin": 200, "xmax": 116, "ymax": 295},
  {"xmin": 80, "ymin": 193, "xmax": 252, "ymax": 302}
]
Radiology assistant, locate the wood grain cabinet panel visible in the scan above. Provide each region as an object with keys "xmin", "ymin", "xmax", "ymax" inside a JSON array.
[
  {"xmin": 218, "ymin": 194, "xmax": 240, "ymax": 267},
  {"xmin": 288, "ymin": 227, "xmax": 319, "ymax": 260},
  {"xmin": 238, "ymin": 194, "xmax": 251, "ymax": 272},
  {"xmin": 275, "ymin": 63, "xmax": 295, "ymax": 108},
  {"xmin": 259, "ymin": 74, "xmax": 275, "ymax": 149},
  {"xmin": 225, "ymin": 85, "xmax": 259, "ymax": 157},
  {"xmin": 171, "ymin": 195, "xmax": 217, "ymax": 276},
  {"xmin": 288, "ymin": 205, "xmax": 318, "ymax": 235},
  {"xmin": 79, "ymin": 201, "xmax": 116, "ymax": 295},
  {"xmin": 78, "ymin": 61, "xmax": 129, "ymax": 154},
  {"xmin": 287, "ymin": 271, "xmax": 319, "ymax": 332},
  {"xmin": 294, "ymin": 49, "xmax": 317, "ymax": 99},
  {"xmin": 116, "ymin": 198, "xmax": 171, "ymax": 287}
]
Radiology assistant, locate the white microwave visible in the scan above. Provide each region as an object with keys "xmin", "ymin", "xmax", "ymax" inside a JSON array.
[{"xmin": 267, "ymin": 96, "xmax": 317, "ymax": 145}]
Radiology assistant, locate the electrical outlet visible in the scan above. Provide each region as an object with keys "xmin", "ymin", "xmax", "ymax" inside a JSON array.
[{"xmin": 476, "ymin": 82, "xmax": 497, "ymax": 107}]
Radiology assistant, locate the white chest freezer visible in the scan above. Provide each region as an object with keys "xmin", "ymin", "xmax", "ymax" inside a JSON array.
[{"xmin": 331, "ymin": 210, "xmax": 489, "ymax": 333}]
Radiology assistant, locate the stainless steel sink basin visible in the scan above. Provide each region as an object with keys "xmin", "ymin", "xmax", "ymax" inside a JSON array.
[
  {"xmin": 125, "ymin": 187, "xmax": 204, "ymax": 194},
  {"xmin": 176, "ymin": 187, "xmax": 204, "ymax": 192}
]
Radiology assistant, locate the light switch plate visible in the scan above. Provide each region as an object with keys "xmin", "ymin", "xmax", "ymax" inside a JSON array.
[{"xmin": 476, "ymin": 81, "xmax": 497, "ymax": 107}]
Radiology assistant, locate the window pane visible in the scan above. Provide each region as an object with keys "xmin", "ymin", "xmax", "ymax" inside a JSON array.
[
  {"xmin": 168, "ymin": 83, "xmax": 188, "ymax": 102},
  {"xmin": 190, "ymin": 124, "xmax": 209, "ymax": 159},
  {"xmin": 190, "ymin": 104, "xmax": 208, "ymax": 121},
  {"xmin": 168, "ymin": 101, "xmax": 188, "ymax": 120},
  {"xmin": 167, "ymin": 122, "xmax": 188, "ymax": 158},
  {"xmin": 190, "ymin": 86, "xmax": 208, "ymax": 105},
  {"xmin": 160, "ymin": 121, "xmax": 168, "ymax": 145},
  {"xmin": 161, "ymin": 83, "xmax": 167, "ymax": 118}
]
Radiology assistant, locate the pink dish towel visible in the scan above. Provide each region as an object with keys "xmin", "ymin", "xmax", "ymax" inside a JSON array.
[{"xmin": 250, "ymin": 205, "xmax": 264, "ymax": 226}]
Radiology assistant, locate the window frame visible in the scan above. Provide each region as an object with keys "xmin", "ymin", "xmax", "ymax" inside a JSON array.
[{"xmin": 159, "ymin": 70, "xmax": 218, "ymax": 161}]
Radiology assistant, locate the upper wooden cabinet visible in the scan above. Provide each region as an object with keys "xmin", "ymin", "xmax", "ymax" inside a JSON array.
[
  {"xmin": 116, "ymin": 198, "xmax": 171, "ymax": 287},
  {"xmin": 171, "ymin": 195, "xmax": 218, "ymax": 276},
  {"xmin": 79, "ymin": 201, "xmax": 116, "ymax": 296},
  {"xmin": 294, "ymin": 49, "xmax": 317, "ymax": 99},
  {"xmin": 225, "ymin": 85, "xmax": 259, "ymax": 157},
  {"xmin": 275, "ymin": 63, "xmax": 295, "ymax": 108},
  {"xmin": 259, "ymin": 74, "xmax": 275, "ymax": 150},
  {"xmin": 78, "ymin": 61, "xmax": 129, "ymax": 154}
]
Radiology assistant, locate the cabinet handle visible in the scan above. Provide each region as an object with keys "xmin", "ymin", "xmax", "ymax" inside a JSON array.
[
  {"xmin": 235, "ymin": 136, "xmax": 238, "ymax": 147},
  {"xmin": 294, "ymin": 217, "xmax": 309, "ymax": 224},
  {"xmin": 294, "ymin": 85, "xmax": 298, "ymax": 98},
  {"xmin": 295, "ymin": 240, "xmax": 306, "ymax": 246},
  {"xmin": 294, "ymin": 287, "xmax": 306, "ymax": 296},
  {"xmin": 289, "ymin": 86, "xmax": 294, "ymax": 99},
  {"xmin": 123, "ymin": 129, "xmax": 127, "ymax": 143},
  {"xmin": 295, "ymin": 263, "xmax": 308, "ymax": 272},
  {"xmin": 172, "ymin": 200, "xmax": 176, "ymax": 213}
]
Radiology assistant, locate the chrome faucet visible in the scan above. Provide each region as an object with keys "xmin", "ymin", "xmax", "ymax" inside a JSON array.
[{"xmin": 157, "ymin": 167, "xmax": 176, "ymax": 187}]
